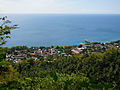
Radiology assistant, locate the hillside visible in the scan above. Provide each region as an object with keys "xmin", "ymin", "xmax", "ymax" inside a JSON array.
[{"xmin": 0, "ymin": 41, "xmax": 120, "ymax": 89}]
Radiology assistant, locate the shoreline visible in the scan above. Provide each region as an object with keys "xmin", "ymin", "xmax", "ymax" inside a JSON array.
[{"xmin": 4, "ymin": 40, "xmax": 120, "ymax": 48}]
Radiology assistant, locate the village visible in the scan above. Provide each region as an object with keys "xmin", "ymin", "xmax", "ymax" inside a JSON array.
[{"xmin": 5, "ymin": 40, "xmax": 120, "ymax": 63}]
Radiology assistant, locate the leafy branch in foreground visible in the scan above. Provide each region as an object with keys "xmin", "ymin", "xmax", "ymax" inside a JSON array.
[{"xmin": 0, "ymin": 16, "xmax": 18, "ymax": 46}]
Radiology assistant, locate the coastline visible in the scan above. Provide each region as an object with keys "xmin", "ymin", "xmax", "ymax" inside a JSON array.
[{"xmin": 4, "ymin": 39, "xmax": 120, "ymax": 48}]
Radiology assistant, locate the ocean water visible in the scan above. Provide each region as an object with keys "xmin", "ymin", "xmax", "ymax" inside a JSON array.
[{"xmin": 1, "ymin": 14, "xmax": 120, "ymax": 47}]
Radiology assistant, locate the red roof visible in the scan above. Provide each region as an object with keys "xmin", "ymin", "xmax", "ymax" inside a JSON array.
[
  {"xmin": 37, "ymin": 51, "xmax": 41, "ymax": 53},
  {"xmin": 36, "ymin": 59, "xmax": 40, "ymax": 61},
  {"xmin": 17, "ymin": 60, "xmax": 22, "ymax": 63}
]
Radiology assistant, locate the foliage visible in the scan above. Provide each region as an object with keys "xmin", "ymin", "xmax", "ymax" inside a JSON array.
[
  {"xmin": 0, "ymin": 16, "xmax": 17, "ymax": 46},
  {"xmin": 0, "ymin": 47, "xmax": 9, "ymax": 61},
  {"xmin": 0, "ymin": 61, "xmax": 19, "ymax": 89},
  {"xmin": 4, "ymin": 47, "xmax": 118, "ymax": 89}
]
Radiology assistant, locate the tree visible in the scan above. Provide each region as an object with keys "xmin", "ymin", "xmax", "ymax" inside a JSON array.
[
  {"xmin": 0, "ymin": 16, "xmax": 18, "ymax": 46},
  {"xmin": 0, "ymin": 16, "xmax": 18, "ymax": 61},
  {"xmin": 0, "ymin": 17, "xmax": 19, "ymax": 89}
]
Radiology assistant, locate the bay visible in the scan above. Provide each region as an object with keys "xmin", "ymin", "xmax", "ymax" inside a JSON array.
[{"xmin": 1, "ymin": 14, "xmax": 120, "ymax": 47}]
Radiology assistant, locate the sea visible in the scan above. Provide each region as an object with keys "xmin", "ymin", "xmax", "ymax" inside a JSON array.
[{"xmin": 1, "ymin": 14, "xmax": 120, "ymax": 47}]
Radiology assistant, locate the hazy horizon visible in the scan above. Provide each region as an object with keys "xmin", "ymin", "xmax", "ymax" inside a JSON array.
[
  {"xmin": 1, "ymin": 13, "xmax": 120, "ymax": 15},
  {"xmin": 1, "ymin": 0, "xmax": 120, "ymax": 14}
]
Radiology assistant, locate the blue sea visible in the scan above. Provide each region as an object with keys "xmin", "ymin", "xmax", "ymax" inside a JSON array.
[{"xmin": 1, "ymin": 14, "xmax": 120, "ymax": 47}]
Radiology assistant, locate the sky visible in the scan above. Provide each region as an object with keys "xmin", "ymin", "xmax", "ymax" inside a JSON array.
[{"xmin": 0, "ymin": 0, "xmax": 120, "ymax": 14}]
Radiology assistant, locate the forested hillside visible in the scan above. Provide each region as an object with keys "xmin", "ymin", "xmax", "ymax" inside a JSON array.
[{"xmin": 0, "ymin": 47, "xmax": 120, "ymax": 89}]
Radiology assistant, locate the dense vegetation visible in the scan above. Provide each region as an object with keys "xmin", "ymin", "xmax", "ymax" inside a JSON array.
[
  {"xmin": 0, "ymin": 46, "xmax": 120, "ymax": 89},
  {"xmin": 1, "ymin": 16, "xmax": 120, "ymax": 89}
]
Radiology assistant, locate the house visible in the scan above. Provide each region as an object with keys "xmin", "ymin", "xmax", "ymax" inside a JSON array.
[{"xmin": 17, "ymin": 60, "xmax": 22, "ymax": 63}]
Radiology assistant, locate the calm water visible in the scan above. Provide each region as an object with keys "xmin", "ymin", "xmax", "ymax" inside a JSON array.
[{"xmin": 1, "ymin": 14, "xmax": 120, "ymax": 47}]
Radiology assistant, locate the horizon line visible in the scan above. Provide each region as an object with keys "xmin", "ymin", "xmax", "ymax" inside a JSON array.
[{"xmin": 1, "ymin": 13, "xmax": 120, "ymax": 15}]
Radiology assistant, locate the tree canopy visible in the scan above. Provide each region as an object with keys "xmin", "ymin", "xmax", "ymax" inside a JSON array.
[{"xmin": 0, "ymin": 16, "xmax": 17, "ymax": 46}]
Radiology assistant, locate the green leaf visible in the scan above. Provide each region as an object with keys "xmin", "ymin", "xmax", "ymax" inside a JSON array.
[{"xmin": 50, "ymin": 72, "xmax": 58, "ymax": 82}]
